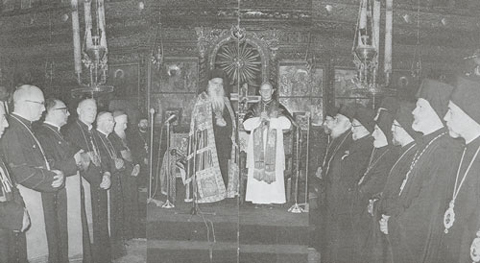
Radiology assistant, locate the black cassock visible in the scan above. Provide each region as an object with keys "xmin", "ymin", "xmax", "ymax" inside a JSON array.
[
  {"xmin": 440, "ymin": 136, "xmax": 480, "ymax": 263},
  {"xmin": 323, "ymin": 134, "xmax": 373, "ymax": 263},
  {"xmin": 388, "ymin": 128, "xmax": 462, "ymax": 263},
  {"xmin": 352, "ymin": 144, "xmax": 400, "ymax": 263},
  {"xmin": 95, "ymin": 130, "xmax": 126, "ymax": 259},
  {"xmin": 1, "ymin": 114, "xmax": 61, "ymax": 263},
  {"xmin": 35, "ymin": 123, "xmax": 79, "ymax": 263},
  {"xmin": 109, "ymin": 132, "xmax": 139, "ymax": 240},
  {"xmin": 64, "ymin": 120, "xmax": 110, "ymax": 263},
  {"xmin": 0, "ymin": 158, "xmax": 27, "ymax": 263},
  {"xmin": 373, "ymin": 140, "xmax": 418, "ymax": 263}
]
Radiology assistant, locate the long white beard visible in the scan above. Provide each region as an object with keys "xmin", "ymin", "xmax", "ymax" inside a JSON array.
[{"xmin": 208, "ymin": 87, "xmax": 225, "ymax": 114}]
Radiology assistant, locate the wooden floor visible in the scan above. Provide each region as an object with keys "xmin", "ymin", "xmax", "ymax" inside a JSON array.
[{"xmin": 146, "ymin": 188, "xmax": 317, "ymax": 263}]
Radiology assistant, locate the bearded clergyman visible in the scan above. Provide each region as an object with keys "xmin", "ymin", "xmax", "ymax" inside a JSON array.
[{"xmin": 185, "ymin": 69, "xmax": 238, "ymax": 203}]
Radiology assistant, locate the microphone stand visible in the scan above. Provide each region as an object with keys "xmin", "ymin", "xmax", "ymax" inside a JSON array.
[
  {"xmin": 299, "ymin": 114, "xmax": 310, "ymax": 212},
  {"xmin": 147, "ymin": 108, "xmax": 164, "ymax": 207},
  {"xmin": 162, "ymin": 120, "xmax": 174, "ymax": 208},
  {"xmin": 288, "ymin": 122, "xmax": 304, "ymax": 213}
]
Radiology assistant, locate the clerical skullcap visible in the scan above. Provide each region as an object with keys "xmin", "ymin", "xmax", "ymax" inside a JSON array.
[
  {"xmin": 337, "ymin": 103, "xmax": 356, "ymax": 121},
  {"xmin": 395, "ymin": 101, "xmax": 421, "ymax": 140},
  {"xmin": 416, "ymin": 78, "xmax": 454, "ymax": 120},
  {"xmin": 451, "ymin": 75, "xmax": 480, "ymax": 124},
  {"xmin": 353, "ymin": 105, "xmax": 375, "ymax": 133},
  {"xmin": 113, "ymin": 110, "xmax": 127, "ymax": 119}
]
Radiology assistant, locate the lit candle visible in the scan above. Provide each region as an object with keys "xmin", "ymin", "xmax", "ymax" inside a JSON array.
[
  {"xmin": 373, "ymin": 0, "xmax": 380, "ymax": 63},
  {"xmin": 384, "ymin": 0, "xmax": 393, "ymax": 79},
  {"xmin": 97, "ymin": 0, "xmax": 107, "ymax": 49},
  {"xmin": 84, "ymin": 0, "xmax": 93, "ymax": 49},
  {"xmin": 71, "ymin": 0, "xmax": 81, "ymax": 74}
]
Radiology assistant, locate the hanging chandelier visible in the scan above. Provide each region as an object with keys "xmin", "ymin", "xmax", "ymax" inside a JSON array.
[
  {"xmin": 352, "ymin": 0, "xmax": 394, "ymax": 98},
  {"xmin": 70, "ymin": 0, "xmax": 113, "ymax": 97}
]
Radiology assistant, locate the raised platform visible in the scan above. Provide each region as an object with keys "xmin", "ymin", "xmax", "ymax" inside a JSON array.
[{"xmin": 147, "ymin": 196, "xmax": 316, "ymax": 263}]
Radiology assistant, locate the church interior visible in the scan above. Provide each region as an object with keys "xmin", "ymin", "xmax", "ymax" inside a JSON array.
[{"xmin": 1, "ymin": 0, "xmax": 480, "ymax": 262}]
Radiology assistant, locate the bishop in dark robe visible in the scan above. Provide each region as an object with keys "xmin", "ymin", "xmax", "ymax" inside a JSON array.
[
  {"xmin": 0, "ymin": 101, "xmax": 28, "ymax": 263},
  {"xmin": 441, "ymin": 76, "xmax": 480, "ymax": 263},
  {"xmin": 35, "ymin": 99, "xmax": 87, "ymax": 263},
  {"xmin": 327, "ymin": 105, "xmax": 374, "ymax": 262},
  {"xmin": 1, "ymin": 85, "xmax": 65, "ymax": 263},
  {"xmin": 373, "ymin": 101, "xmax": 421, "ymax": 263},
  {"xmin": 353, "ymin": 108, "xmax": 400, "ymax": 262},
  {"xmin": 64, "ymin": 98, "xmax": 111, "ymax": 263},
  {"xmin": 388, "ymin": 79, "xmax": 462, "ymax": 263},
  {"xmin": 321, "ymin": 104, "xmax": 355, "ymax": 262},
  {"xmin": 94, "ymin": 112, "xmax": 126, "ymax": 260},
  {"xmin": 110, "ymin": 111, "xmax": 140, "ymax": 240}
]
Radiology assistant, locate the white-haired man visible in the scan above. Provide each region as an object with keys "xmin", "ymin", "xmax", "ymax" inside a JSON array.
[
  {"xmin": 185, "ymin": 69, "xmax": 238, "ymax": 203},
  {"xmin": 64, "ymin": 98, "xmax": 111, "ymax": 263}
]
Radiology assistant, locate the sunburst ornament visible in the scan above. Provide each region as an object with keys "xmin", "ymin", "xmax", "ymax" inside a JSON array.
[{"xmin": 215, "ymin": 41, "xmax": 262, "ymax": 86}]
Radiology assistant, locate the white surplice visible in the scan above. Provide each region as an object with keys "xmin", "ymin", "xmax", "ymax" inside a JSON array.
[{"xmin": 243, "ymin": 116, "xmax": 291, "ymax": 204}]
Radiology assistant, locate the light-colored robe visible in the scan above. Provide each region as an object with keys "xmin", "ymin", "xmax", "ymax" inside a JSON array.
[{"xmin": 244, "ymin": 116, "xmax": 291, "ymax": 204}]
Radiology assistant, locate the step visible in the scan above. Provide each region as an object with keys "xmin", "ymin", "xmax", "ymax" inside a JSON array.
[
  {"xmin": 147, "ymin": 240, "xmax": 310, "ymax": 263},
  {"xmin": 147, "ymin": 202, "xmax": 310, "ymax": 245}
]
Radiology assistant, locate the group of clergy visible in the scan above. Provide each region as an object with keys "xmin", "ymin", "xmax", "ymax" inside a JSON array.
[
  {"xmin": 315, "ymin": 75, "xmax": 480, "ymax": 263},
  {"xmin": 0, "ymin": 84, "xmax": 144, "ymax": 263}
]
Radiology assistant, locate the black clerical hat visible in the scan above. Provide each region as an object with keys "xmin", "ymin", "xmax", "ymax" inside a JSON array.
[
  {"xmin": 376, "ymin": 109, "xmax": 394, "ymax": 144},
  {"xmin": 337, "ymin": 103, "xmax": 356, "ymax": 121},
  {"xmin": 395, "ymin": 101, "xmax": 421, "ymax": 139},
  {"xmin": 353, "ymin": 105, "xmax": 375, "ymax": 133},
  {"xmin": 451, "ymin": 75, "xmax": 480, "ymax": 124},
  {"xmin": 378, "ymin": 97, "xmax": 399, "ymax": 115},
  {"xmin": 325, "ymin": 105, "xmax": 339, "ymax": 118},
  {"xmin": 416, "ymin": 78, "xmax": 454, "ymax": 120},
  {"xmin": 208, "ymin": 69, "xmax": 226, "ymax": 81}
]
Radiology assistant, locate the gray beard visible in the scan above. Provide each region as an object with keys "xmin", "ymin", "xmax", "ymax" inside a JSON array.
[
  {"xmin": 208, "ymin": 88, "xmax": 225, "ymax": 114},
  {"xmin": 331, "ymin": 125, "xmax": 350, "ymax": 139}
]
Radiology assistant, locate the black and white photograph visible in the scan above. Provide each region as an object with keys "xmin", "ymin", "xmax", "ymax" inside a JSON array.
[{"xmin": 0, "ymin": 0, "xmax": 480, "ymax": 263}]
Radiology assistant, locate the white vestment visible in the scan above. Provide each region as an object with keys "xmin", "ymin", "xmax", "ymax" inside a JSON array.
[{"xmin": 243, "ymin": 116, "xmax": 291, "ymax": 204}]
